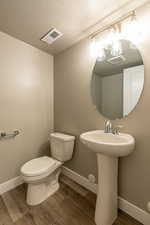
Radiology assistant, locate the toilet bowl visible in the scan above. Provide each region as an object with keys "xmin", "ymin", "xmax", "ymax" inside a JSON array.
[{"xmin": 21, "ymin": 133, "xmax": 75, "ymax": 205}]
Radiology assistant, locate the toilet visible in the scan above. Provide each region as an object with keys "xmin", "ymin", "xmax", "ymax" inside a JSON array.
[{"xmin": 21, "ymin": 132, "xmax": 75, "ymax": 206}]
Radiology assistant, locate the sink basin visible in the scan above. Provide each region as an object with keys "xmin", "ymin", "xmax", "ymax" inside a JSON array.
[
  {"xmin": 80, "ymin": 130, "xmax": 135, "ymax": 225},
  {"xmin": 80, "ymin": 130, "xmax": 135, "ymax": 157}
]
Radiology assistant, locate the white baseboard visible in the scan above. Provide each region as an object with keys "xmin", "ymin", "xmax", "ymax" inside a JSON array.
[
  {"xmin": 118, "ymin": 197, "xmax": 150, "ymax": 225},
  {"xmin": 62, "ymin": 166, "xmax": 97, "ymax": 194},
  {"xmin": 62, "ymin": 166, "xmax": 150, "ymax": 225},
  {"xmin": 0, "ymin": 176, "xmax": 23, "ymax": 195}
]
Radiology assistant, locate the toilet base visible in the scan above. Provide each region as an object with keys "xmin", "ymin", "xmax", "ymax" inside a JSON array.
[
  {"xmin": 26, "ymin": 168, "xmax": 61, "ymax": 206},
  {"xmin": 27, "ymin": 182, "xmax": 59, "ymax": 206}
]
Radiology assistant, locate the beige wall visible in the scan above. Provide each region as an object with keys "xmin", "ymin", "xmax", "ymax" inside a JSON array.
[
  {"xmin": 0, "ymin": 31, "xmax": 53, "ymax": 183},
  {"xmin": 54, "ymin": 4, "xmax": 150, "ymax": 211}
]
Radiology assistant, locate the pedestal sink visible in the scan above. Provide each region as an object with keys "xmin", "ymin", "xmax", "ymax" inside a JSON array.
[{"xmin": 80, "ymin": 130, "xmax": 135, "ymax": 225}]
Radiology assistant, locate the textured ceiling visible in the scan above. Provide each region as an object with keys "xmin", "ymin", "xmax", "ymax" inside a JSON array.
[{"xmin": 0, "ymin": 0, "xmax": 148, "ymax": 55}]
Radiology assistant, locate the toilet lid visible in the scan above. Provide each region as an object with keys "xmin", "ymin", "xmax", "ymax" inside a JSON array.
[{"xmin": 21, "ymin": 156, "xmax": 59, "ymax": 177}]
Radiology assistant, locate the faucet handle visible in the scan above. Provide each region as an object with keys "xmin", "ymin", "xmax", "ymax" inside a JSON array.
[
  {"xmin": 105, "ymin": 120, "xmax": 109, "ymax": 125},
  {"xmin": 104, "ymin": 120, "xmax": 112, "ymax": 133},
  {"xmin": 113, "ymin": 125, "xmax": 123, "ymax": 134}
]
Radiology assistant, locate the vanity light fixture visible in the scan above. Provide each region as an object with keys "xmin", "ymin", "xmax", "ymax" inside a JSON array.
[
  {"xmin": 109, "ymin": 25, "xmax": 123, "ymax": 57},
  {"xmin": 90, "ymin": 11, "xmax": 142, "ymax": 59},
  {"xmin": 123, "ymin": 11, "xmax": 142, "ymax": 45}
]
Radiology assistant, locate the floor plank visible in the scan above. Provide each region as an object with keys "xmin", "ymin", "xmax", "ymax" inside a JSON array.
[
  {"xmin": 9, "ymin": 184, "xmax": 30, "ymax": 216},
  {"xmin": 0, "ymin": 175, "xmax": 143, "ymax": 225},
  {"xmin": 60, "ymin": 175, "xmax": 88, "ymax": 196},
  {"xmin": 14, "ymin": 213, "xmax": 36, "ymax": 225},
  {"xmin": 30, "ymin": 204, "xmax": 60, "ymax": 225},
  {"xmin": 0, "ymin": 196, "xmax": 13, "ymax": 225},
  {"xmin": 59, "ymin": 181, "xmax": 95, "ymax": 219},
  {"xmin": 2, "ymin": 192, "xmax": 23, "ymax": 222}
]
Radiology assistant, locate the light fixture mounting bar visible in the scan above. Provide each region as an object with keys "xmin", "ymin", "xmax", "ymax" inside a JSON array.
[{"xmin": 90, "ymin": 11, "xmax": 135, "ymax": 39}]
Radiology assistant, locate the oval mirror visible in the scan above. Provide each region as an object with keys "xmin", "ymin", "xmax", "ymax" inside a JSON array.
[{"xmin": 91, "ymin": 39, "xmax": 144, "ymax": 120}]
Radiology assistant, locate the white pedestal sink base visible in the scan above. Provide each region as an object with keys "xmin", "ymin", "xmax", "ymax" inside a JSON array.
[
  {"xmin": 80, "ymin": 130, "xmax": 135, "ymax": 225},
  {"xmin": 95, "ymin": 154, "xmax": 118, "ymax": 225}
]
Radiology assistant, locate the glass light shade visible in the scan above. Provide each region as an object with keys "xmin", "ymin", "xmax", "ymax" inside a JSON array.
[
  {"xmin": 97, "ymin": 47, "xmax": 105, "ymax": 61},
  {"xmin": 105, "ymin": 28, "xmax": 116, "ymax": 48},
  {"xmin": 111, "ymin": 40, "xmax": 122, "ymax": 56},
  {"xmin": 123, "ymin": 16, "xmax": 142, "ymax": 45},
  {"xmin": 90, "ymin": 39, "xmax": 98, "ymax": 57}
]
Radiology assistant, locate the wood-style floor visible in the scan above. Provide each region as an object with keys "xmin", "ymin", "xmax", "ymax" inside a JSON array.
[{"xmin": 0, "ymin": 175, "xmax": 142, "ymax": 225}]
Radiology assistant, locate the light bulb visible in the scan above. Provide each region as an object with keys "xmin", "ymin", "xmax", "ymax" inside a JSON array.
[
  {"xmin": 107, "ymin": 26, "xmax": 122, "ymax": 57},
  {"xmin": 106, "ymin": 26, "xmax": 123, "ymax": 56},
  {"xmin": 124, "ymin": 14, "xmax": 142, "ymax": 45},
  {"xmin": 106, "ymin": 28, "xmax": 116, "ymax": 47},
  {"xmin": 97, "ymin": 47, "xmax": 105, "ymax": 61},
  {"xmin": 111, "ymin": 40, "xmax": 122, "ymax": 57},
  {"xmin": 90, "ymin": 39, "xmax": 98, "ymax": 58}
]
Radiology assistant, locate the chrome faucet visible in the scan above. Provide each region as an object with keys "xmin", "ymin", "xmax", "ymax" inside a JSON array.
[
  {"xmin": 104, "ymin": 120, "xmax": 112, "ymax": 133},
  {"xmin": 104, "ymin": 120, "xmax": 123, "ymax": 135}
]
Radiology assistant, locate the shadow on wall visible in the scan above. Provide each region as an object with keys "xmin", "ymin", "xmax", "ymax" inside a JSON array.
[
  {"xmin": 64, "ymin": 136, "xmax": 98, "ymax": 182},
  {"xmin": 38, "ymin": 141, "xmax": 50, "ymax": 157}
]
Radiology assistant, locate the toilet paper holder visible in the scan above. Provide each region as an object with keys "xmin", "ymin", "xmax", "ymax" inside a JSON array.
[{"xmin": 0, "ymin": 130, "xmax": 19, "ymax": 138}]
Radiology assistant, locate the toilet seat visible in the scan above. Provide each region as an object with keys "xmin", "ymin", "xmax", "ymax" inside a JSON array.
[{"xmin": 21, "ymin": 156, "xmax": 62, "ymax": 177}]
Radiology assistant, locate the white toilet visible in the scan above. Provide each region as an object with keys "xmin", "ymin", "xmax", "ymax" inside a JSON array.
[{"xmin": 21, "ymin": 132, "xmax": 75, "ymax": 206}]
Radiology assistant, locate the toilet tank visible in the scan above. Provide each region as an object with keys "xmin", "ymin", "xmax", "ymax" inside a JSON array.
[{"xmin": 50, "ymin": 133, "xmax": 75, "ymax": 162}]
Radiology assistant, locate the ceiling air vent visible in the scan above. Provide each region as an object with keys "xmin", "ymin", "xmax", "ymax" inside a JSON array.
[
  {"xmin": 107, "ymin": 55, "xmax": 126, "ymax": 64},
  {"xmin": 41, "ymin": 28, "xmax": 63, "ymax": 44}
]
